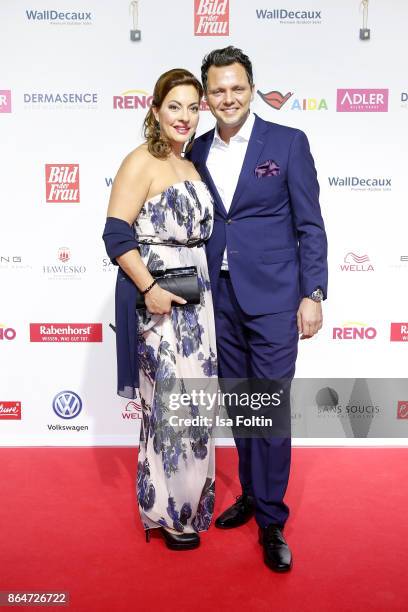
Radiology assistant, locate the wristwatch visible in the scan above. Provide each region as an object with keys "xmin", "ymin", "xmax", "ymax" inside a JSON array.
[{"xmin": 307, "ymin": 287, "xmax": 324, "ymax": 302}]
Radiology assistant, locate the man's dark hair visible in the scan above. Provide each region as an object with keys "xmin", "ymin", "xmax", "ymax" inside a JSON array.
[{"xmin": 201, "ymin": 46, "xmax": 254, "ymax": 92}]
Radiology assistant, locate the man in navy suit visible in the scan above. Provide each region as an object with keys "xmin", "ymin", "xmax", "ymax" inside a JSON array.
[{"xmin": 190, "ymin": 47, "xmax": 328, "ymax": 572}]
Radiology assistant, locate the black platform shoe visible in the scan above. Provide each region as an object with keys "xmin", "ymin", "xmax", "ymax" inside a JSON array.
[
  {"xmin": 145, "ymin": 528, "xmax": 200, "ymax": 550},
  {"xmin": 215, "ymin": 494, "xmax": 255, "ymax": 529}
]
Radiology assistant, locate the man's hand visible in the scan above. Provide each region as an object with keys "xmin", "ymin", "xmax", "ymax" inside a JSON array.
[{"xmin": 297, "ymin": 298, "xmax": 323, "ymax": 340}]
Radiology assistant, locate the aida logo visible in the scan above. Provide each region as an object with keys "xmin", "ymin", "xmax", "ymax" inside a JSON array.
[
  {"xmin": 340, "ymin": 253, "xmax": 374, "ymax": 272},
  {"xmin": 390, "ymin": 323, "xmax": 408, "ymax": 342},
  {"xmin": 257, "ymin": 89, "xmax": 327, "ymax": 110},
  {"xmin": 45, "ymin": 164, "xmax": 80, "ymax": 203},
  {"xmin": 337, "ymin": 89, "xmax": 388, "ymax": 112},
  {"xmin": 0, "ymin": 90, "xmax": 12, "ymax": 113},
  {"xmin": 113, "ymin": 90, "xmax": 153, "ymax": 110},
  {"xmin": 194, "ymin": 0, "xmax": 229, "ymax": 36},
  {"xmin": 0, "ymin": 402, "xmax": 21, "ymax": 420},
  {"xmin": 332, "ymin": 323, "xmax": 377, "ymax": 340}
]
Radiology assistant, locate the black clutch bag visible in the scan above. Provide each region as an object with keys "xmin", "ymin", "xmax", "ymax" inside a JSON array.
[{"xmin": 136, "ymin": 266, "xmax": 200, "ymax": 309}]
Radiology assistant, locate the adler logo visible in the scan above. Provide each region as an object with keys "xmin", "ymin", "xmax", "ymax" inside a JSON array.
[
  {"xmin": 194, "ymin": 0, "xmax": 229, "ymax": 36},
  {"xmin": 332, "ymin": 323, "xmax": 377, "ymax": 340},
  {"xmin": 45, "ymin": 164, "xmax": 80, "ymax": 203},
  {"xmin": 0, "ymin": 90, "xmax": 12, "ymax": 113},
  {"xmin": 337, "ymin": 89, "xmax": 388, "ymax": 112}
]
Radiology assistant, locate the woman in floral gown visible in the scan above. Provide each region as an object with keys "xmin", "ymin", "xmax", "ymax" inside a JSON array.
[{"xmin": 103, "ymin": 69, "xmax": 217, "ymax": 550}]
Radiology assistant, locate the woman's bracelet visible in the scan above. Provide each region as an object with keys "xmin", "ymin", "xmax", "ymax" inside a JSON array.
[{"xmin": 141, "ymin": 279, "xmax": 157, "ymax": 296}]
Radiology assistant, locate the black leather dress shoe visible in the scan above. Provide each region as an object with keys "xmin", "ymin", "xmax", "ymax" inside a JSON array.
[
  {"xmin": 259, "ymin": 525, "xmax": 292, "ymax": 572},
  {"xmin": 215, "ymin": 494, "xmax": 255, "ymax": 529},
  {"xmin": 146, "ymin": 528, "xmax": 200, "ymax": 550}
]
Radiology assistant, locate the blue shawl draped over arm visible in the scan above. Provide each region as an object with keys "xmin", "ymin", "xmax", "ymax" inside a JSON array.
[{"xmin": 102, "ymin": 216, "xmax": 140, "ymax": 399}]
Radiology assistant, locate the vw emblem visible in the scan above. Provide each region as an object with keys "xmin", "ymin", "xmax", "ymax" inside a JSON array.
[{"xmin": 53, "ymin": 390, "xmax": 82, "ymax": 419}]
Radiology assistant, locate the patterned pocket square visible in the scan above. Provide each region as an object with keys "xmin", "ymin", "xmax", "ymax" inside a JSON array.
[{"xmin": 254, "ymin": 160, "xmax": 280, "ymax": 178}]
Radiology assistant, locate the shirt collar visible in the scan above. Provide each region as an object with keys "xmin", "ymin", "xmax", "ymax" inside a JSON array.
[{"xmin": 212, "ymin": 111, "xmax": 255, "ymax": 146}]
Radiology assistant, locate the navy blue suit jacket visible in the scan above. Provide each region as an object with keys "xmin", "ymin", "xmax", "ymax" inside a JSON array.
[{"xmin": 190, "ymin": 114, "xmax": 328, "ymax": 316}]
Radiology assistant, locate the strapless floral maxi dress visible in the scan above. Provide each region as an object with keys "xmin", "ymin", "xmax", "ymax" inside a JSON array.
[{"xmin": 134, "ymin": 180, "xmax": 217, "ymax": 533}]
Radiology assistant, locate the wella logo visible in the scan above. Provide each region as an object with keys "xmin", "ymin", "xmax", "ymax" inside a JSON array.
[
  {"xmin": 337, "ymin": 89, "xmax": 388, "ymax": 112},
  {"xmin": 332, "ymin": 323, "xmax": 377, "ymax": 340},
  {"xmin": 340, "ymin": 253, "xmax": 374, "ymax": 272},
  {"xmin": 194, "ymin": 0, "xmax": 229, "ymax": 36},
  {"xmin": 122, "ymin": 400, "xmax": 142, "ymax": 420},
  {"xmin": 113, "ymin": 90, "xmax": 153, "ymax": 110},
  {"xmin": 390, "ymin": 323, "xmax": 408, "ymax": 342}
]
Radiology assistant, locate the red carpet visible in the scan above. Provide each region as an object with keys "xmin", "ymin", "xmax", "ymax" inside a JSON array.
[{"xmin": 1, "ymin": 448, "xmax": 407, "ymax": 611}]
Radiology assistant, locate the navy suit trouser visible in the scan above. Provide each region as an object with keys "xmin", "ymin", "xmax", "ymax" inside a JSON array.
[{"xmin": 214, "ymin": 274, "xmax": 298, "ymax": 528}]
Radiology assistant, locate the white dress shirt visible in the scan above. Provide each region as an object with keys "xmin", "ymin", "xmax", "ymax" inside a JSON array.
[{"xmin": 206, "ymin": 111, "xmax": 255, "ymax": 270}]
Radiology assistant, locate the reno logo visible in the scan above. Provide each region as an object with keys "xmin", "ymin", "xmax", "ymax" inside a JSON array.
[
  {"xmin": 113, "ymin": 89, "xmax": 153, "ymax": 110},
  {"xmin": 194, "ymin": 0, "xmax": 229, "ymax": 36},
  {"xmin": 336, "ymin": 89, "xmax": 388, "ymax": 112},
  {"xmin": 45, "ymin": 164, "xmax": 80, "ymax": 203},
  {"xmin": 340, "ymin": 253, "xmax": 374, "ymax": 272},
  {"xmin": 332, "ymin": 323, "xmax": 377, "ymax": 340}
]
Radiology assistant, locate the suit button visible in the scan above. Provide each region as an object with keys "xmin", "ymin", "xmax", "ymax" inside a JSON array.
[{"xmin": 226, "ymin": 219, "xmax": 232, "ymax": 224}]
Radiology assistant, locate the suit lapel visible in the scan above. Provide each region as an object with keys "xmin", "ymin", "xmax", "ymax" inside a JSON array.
[
  {"xmin": 194, "ymin": 129, "xmax": 228, "ymax": 218},
  {"xmin": 229, "ymin": 115, "xmax": 269, "ymax": 214}
]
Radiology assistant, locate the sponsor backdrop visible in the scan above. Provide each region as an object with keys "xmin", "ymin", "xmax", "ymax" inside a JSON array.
[{"xmin": 0, "ymin": 0, "xmax": 407, "ymax": 446}]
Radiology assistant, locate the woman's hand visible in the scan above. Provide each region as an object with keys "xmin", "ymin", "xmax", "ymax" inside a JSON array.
[{"xmin": 144, "ymin": 284, "xmax": 187, "ymax": 314}]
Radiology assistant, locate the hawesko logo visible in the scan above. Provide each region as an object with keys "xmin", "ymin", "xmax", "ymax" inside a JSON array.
[
  {"xmin": 337, "ymin": 89, "xmax": 388, "ymax": 112},
  {"xmin": 194, "ymin": 0, "xmax": 229, "ymax": 36},
  {"xmin": 58, "ymin": 247, "xmax": 70, "ymax": 263},
  {"xmin": 30, "ymin": 323, "xmax": 103, "ymax": 343},
  {"xmin": 0, "ymin": 324, "xmax": 16, "ymax": 341},
  {"xmin": 113, "ymin": 89, "xmax": 153, "ymax": 110},
  {"xmin": 332, "ymin": 323, "xmax": 377, "ymax": 340},
  {"xmin": 52, "ymin": 391, "xmax": 82, "ymax": 419},
  {"xmin": 0, "ymin": 402, "xmax": 21, "ymax": 420},
  {"xmin": 390, "ymin": 323, "xmax": 408, "ymax": 342},
  {"xmin": 25, "ymin": 10, "xmax": 92, "ymax": 24},
  {"xmin": 0, "ymin": 90, "xmax": 12, "ymax": 113},
  {"xmin": 42, "ymin": 248, "xmax": 86, "ymax": 280},
  {"xmin": 340, "ymin": 252, "xmax": 374, "ymax": 272},
  {"xmin": 45, "ymin": 164, "xmax": 80, "ymax": 203},
  {"xmin": 397, "ymin": 401, "xmax": 408, "ymax": 419}
]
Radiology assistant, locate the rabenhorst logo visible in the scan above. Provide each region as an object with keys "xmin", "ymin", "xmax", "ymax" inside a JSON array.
[
  {"xmin": 332, "ymin": 323, "xmax": 377, "ymax": 340},
  {"xmin": 0, "ymin": 324, "xmax": 16, "ymax": 341},
  {"xmin": 194, "ymin": 0, "xmax": 229, "ymax": 36},
  {"xmin": 25, "ymin": 9, "xmax": 93, "ymax": 25},
  {"xmin": 397, "ymin": 401, "xmax": 408, "ymax": 419},
  {"xmin": 340, "ymin": 253, "xmax": 374, "ymax": 272},
  {"xmin": 113, "ymin": 89, "xmax": 153, "ymax": 110},
  {"xmin": 30, "ymin": 323, "xmax": 103, "ymax": 343},
  {"xmin": 257, "ymin": 89, "xmax": 327, "ymax": 110},
  {"xmin": 45, "ymin": 164, "xmax": 80, "ymax": 203},
  {"xmin": 42, "ymin": 248, "xmax": 86, "ymax": 280},
  {"xmin": 0, "ymin": 402, "xmax": 21, "ymax": 420},
  {"xmin": 24, "ymin": 92, "xmax": 98, "ymax": 109},
  {"xmin": 337, "ymin": 89, "xmax": 388, "ymax": 112},
  {"xmin": 0, "ymin": 90, "xmax": 12, "ymax": 113},
  {"xmin": 328, "ymin": 175, "xmax": 391, "ymax": 191},
  {"xmin": 390, "ymin": 323, "xmax": 408, "ymax": 342},
  {"xmin": 255, "ymin": 8, "xmax": 322, "ymax": 24}
]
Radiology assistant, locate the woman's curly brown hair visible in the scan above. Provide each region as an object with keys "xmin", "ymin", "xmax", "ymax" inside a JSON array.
[{"xmin": 143, "ymin": 68, "xmax": 203, "ymax": 159}]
